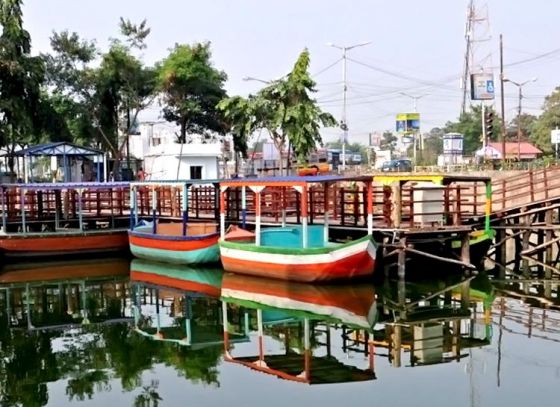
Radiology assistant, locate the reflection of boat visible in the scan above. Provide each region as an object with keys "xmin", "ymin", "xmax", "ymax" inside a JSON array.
[
  {"xmin": 221, "ymin": 274, "xmax": 376, "ymax": 384},
  {"xmin": 0, "ymin": 258, "xmax": 130, "ymax": 330},
  {"xmin": 130, "ymin": 260, "xmax": 247, "ymax": 348},
  {"xmin": 130, "ymin": 259, "xmax": 223, "ymax": 298},
  {"xmin": 218, "ymin": 176, "xmax": 377, "ymax": 282},
  {"xmin": 221, "ymin": 273, "xmax": 377, "ymax": 329},
  {"xmin": 0, "ymin": 258, "xmax": 129, "ymax": 286}
]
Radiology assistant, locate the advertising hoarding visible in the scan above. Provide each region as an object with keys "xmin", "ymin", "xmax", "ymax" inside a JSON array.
[{"xmin": 396, "ymin": 113, "xmax": 420, "ymax": 134}]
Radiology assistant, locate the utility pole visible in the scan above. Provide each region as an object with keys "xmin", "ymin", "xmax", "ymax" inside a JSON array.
[
  {"xmin": 327, "ymin": 41, "xmax": 371, "ymax": 172},
  {"xmin": 500, "ymin": 34, "xmax": 506, "ymax": 164},
  {"xmin": 461, "ymin": 0, "xmax": 475, "ymax": 115}
]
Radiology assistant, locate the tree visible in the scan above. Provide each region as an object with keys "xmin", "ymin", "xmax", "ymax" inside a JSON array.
[
  {"xmin": 44, "ymin": 21, "xmax": 157, "ymax": 176},
  {"xmin": 217, "ymin": 95, "xmax": 257, "ymax": 172},
  {"xmin": 531, "ymin": 87, "xmax": 560, "ymax": 154},
  {"xmin": 158, "ymin": 42, "xmax": 228, "ymax": 143},
  {"xmin": 248, "ymin": 49, "xmax": 336, "ymax": 174},
  {"xmin": 506, "ymin": 113, "xmax": 537, "ymax": 142},
  {"xmin": 443, "ymin": 105, "xmax": 501, "ymax": 155},
  {"xmin": 0, "ymin": 0, "xmax": 45, "ymax": 176},
  {"xmin": 379, "ymin": 131, "xmax": 397, "ymax": 152}
]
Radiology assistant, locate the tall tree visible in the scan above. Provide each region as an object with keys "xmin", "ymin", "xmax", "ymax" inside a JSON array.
[
  {"xmin": 158, "ymin": 42, "xmax": 228, "ymax": 143},
  {"xmin": 248, "ymin": 49, "xmax": 336, "ymax": 174},
  {"xmin": 0, "ymin": 0, "xmax": 45, "ymax": 175},
  {"xmin": 217, "ymin": 95, "xmax": 256, "ymax": 172}
]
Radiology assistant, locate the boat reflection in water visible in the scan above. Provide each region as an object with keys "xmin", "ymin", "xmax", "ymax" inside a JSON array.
[
  {"xmin": 130, "ymin": 259, "xmax": 248, "ymax": 348},
  {"xmin": 221, "ymin": 273, "xmax": 378, "ymax": 384},
  {"xmin": 0, "ymin": 258, "xmax": 130, "ymax": 330},
  {"xmin": 371, "ymin": 272, "xmax": 494, "ymax": 368}
]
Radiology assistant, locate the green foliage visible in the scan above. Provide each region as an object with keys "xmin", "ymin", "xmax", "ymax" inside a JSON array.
[
  {"xmin": 443, "ymin": 105, "xmax": 501, "ymax": 155},
  {"xmin": 0, "ymin": 0, "xmax": 45, "ymax": 171},
  {"xmin": 158, "ymin": 42, "xmax": 228, "ymax": 143},
  {"xmin": 531, "ymin": 87, "xmax": 560, "ymax": 154},
  {"xmin": 217, "ymin": 95, "xmax": 256, "ymax": 158},
  {"xmin": 379, "ymin": 131, "xmax": 397, "ymax": 152}
]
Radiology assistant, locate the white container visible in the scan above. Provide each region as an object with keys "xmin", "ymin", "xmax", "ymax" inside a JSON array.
[{"xmin": 412, "ymin": 182, "xmax": 445, "ymax": 225}]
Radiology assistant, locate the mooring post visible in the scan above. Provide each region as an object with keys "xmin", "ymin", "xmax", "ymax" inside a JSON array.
[
  {"xmin": 398, "ymin": 236, "xmax": 406, "ymax": 279},
  {"xmin": 495, "ymin": 218, "xmax": 506, "ymax": 278},
  {"xmin": 545, "ymin": 205, "xmax": 553, "ymax": 273},
  {"xmin": 392, "ymin": 182, "xmax": 402, "ymax": 228},
  {"xmin": 522, "ymin": 212, "xmax": 531, "ymax": 274},
  {"xmin": 461, "ymin": 232, "xmax": 470, "ymax": 267}
]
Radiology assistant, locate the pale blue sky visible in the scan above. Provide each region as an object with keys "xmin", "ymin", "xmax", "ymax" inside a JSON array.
[{"xmin": 23, "ymin": 0, "xmax": 560, "ymax": 144}]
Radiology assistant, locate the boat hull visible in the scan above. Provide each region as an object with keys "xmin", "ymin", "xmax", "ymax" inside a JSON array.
[
  {"xmin": 219, "ymin": 236, "xmax": 377, "ymax": 282},
  {"xmin": 0, "ymin": 230, "xmax": 129, "ymax": 259},
  {"xmin": 129, "ymin": 227, "xmax": 220, "ymax": 265}
]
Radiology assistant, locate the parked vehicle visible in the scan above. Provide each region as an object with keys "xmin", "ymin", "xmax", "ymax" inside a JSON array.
[{"xmin": 381, "ymin": 159, "xmax": 412, "ymax": 172}]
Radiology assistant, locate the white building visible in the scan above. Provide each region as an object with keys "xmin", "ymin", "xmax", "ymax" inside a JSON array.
[{"xmin": 128, "ymin": 122, "xmax": 230, "ymax": 181}]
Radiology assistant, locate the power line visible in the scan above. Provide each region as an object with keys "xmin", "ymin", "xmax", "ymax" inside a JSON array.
[{"xmin": 312, "ymin": 57, "xmax": 343, "ymax": 78}]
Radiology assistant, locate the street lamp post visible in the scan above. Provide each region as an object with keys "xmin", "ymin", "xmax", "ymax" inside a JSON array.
[
  {"xmin": 503, "ymin": 77, "xmax": 537, "ymax": 161},
  {"xmin": 327, "ymin": 41, "xmax": 371, "ymax": 172}
]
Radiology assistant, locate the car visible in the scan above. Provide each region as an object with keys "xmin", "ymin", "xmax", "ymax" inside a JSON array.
[{"xmin": 381, "ymin": 159, "xmax": 413, "ymax": 172}]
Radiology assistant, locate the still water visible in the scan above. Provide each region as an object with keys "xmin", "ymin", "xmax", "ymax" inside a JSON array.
[{"xmin": 0, "ymin": 258, "xmax": 558, "ymax": 407}]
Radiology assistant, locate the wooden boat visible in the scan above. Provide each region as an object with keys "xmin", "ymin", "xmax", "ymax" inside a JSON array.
[
  {"xmin": 0, "ymin": 182, "xmax": 130, "ymax": 260},
  {"xmin": 221, "ymin": 273, "xmax": 377, "ymax": 384},
  {"xmin": 0, "ymin": 229, "xmax": 129, "ymax": 259},
  {"xmin": 218, "ymin": 176, "xmax": 378, "ymax": 282},
  {"xmin": 128, "ymin": 181, "xmax": 221, "ymax": 265},
  {"xmin": 221, "ymin": 226, "xmax": 376, "ymax": 282},
  {"xmin": 129, "ymin": 222, "xmax": 220, "ymax": 265}
]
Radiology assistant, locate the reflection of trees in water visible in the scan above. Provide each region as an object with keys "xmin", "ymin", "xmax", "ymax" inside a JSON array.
[{"xmin": 0, "ymin": 321, "xmax": 224, "ymax": 406}]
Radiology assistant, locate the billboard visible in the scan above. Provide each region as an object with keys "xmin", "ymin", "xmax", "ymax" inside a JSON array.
[
  {"xmin": 443, "ymin": 133, "xmax": 464, "ymax": 155},
  {"xmin": 396, "ymin": 113, "xmax": 420, "ymax": 134},
  {"xmin": 470, "ymin": 72, "xmax": 495, "ymax": 100}
]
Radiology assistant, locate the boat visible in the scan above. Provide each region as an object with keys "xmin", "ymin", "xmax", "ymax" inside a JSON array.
[
  {"xmin": 130, "ymin": 259, "xmax": 249, "ymax": 348},
  {"xmin": 218, "ymin": 176, "xmax": 378, "ymax": 282},
  {"xmin": 0, "ymin": 182, "xmax": 130, "ymax": 260},
  {"xmin": 128, "ymin": 181, "xmax": 220, "ymax": 265},
  {"xmin": 220, "ymin": 273, "xmax": 377, "ymax": 384}
]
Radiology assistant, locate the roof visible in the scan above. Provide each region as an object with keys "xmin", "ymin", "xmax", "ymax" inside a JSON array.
[
  {"xmin": 488, "ymin": 142, "xmax": 543, "ymax": 155},
  {"xmin": 7, "ymin": 142, "xmax": 103, "ymax": 157},
  {"xmin": 220, "ymin": 175, "xmax": 372, "ymax": 187},
  {"xmin": 0, "ymin": 182, "xmax": 129, "ymax": 190},
  {"xmin": 129, "ymin": 179, "xmax": 221, "ymax": 188},
  {"xmin": 373, "ymin": 174, "xmax": 491, "ymax": 185}
]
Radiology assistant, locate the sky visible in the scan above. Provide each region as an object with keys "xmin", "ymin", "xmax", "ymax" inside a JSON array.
[{"xmin": 22, "ymin": 0, "xmax": 560, "ymax": 145}]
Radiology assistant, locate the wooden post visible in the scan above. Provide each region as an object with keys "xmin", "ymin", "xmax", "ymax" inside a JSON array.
[
  {"xmin": 220, "ymin": 187, "xmax": 226, "ymax": 239},
  {"xmin": 255, "ymin": 190, "xmax": 262, "ymax": 246},
  {"xmin": 324, "ymin": 183, "xmax": 329, "ymax": 244},
  {"xmin": 182, "ymin": 184, "xmax": 189, "ymax": 236},
  {"xmin": 281, "ymin": 186, "xmax": 287, "ymax": 227},
  {"xmin": 461, "ymin": 232, "xmax": 470, "ymax": 268},
  {"xmin": 20, "ymin": 188, "xmax": 26, "ymax": 233},
  {"xmin": 1, "ymin": 187, "xmax": 6, "ymax": 232},
  {"xmin": 495, "ymin": 219, "xmax": 507, "ymax": 278},
  {"xmin": 340, "ymin": 187, "xmax": 345, "ymax": 226},
  {"xmin": 77, "ymin": 190, "xmax": 83, "ymax": 231},
  {"xmin": 366, "ymin": 181, "xmax": 373, "ymax": 235},
  {"xmin": 301, "ymin": 185, "xmax": 308, "ymax": 249},
  {"xmin": 485, "ymin": 181, "xmax": 492, "ymax": 233},
  {"xmin": 398, "ymin": 237, "xmax": 406, "ymax": 279},
  {"xmin": 151, "ymin": 187, "xmax": 157, "ymax": 234},
  {"xmin": 392, "ymin": 183, "xmax": 402, "ymax": 228}
]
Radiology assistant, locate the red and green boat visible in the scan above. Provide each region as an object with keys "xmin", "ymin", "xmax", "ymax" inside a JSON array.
[{"xmin": 218, "ymin": 176, "xmax": 377, "ymax": 282}]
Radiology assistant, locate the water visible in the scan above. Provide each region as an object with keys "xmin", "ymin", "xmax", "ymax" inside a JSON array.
[{"xmin": 0, "ymin": 258, "xmax": 559, "ymax": 407}]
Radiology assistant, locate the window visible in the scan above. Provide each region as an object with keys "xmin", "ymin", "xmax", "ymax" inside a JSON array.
[{"xmin": 190, "ymin": 166, "xmax": 202, "ymax": 180}]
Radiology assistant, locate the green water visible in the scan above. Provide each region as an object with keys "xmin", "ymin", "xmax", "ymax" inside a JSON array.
[{"xmin": 0, "ymin": 259, "xmax": 558, "ymax": 407}]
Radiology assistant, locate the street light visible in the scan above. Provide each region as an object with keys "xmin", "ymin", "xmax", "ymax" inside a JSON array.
[
  {"xmin": 327, "ymin": 41, "xmax": 372, "ymax": 171},
  {"xmin": 399, "ymin": 92, "xmax": 429, "ymax": 113},
  {"xmin": 242, "ymin": 76, "xmax": 272, "ymax": 84},
  {"xmin": 399, "ymin": 93, "xmax": 429, "ymax": 164},
  {"xmin": 503, "ymin": 76, "xmax": 537, "ymax": 161}
]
